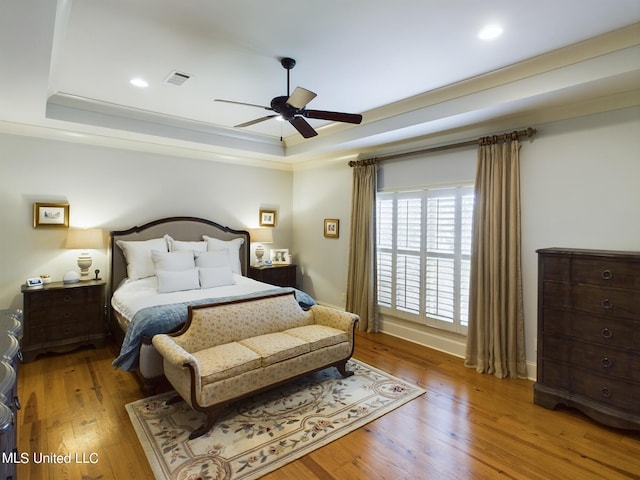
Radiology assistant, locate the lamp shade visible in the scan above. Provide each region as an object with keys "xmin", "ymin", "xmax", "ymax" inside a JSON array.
[
  {"xmin": 249, "ymin": 228, "xmax": 273, "ymax": 244},
  {"xmin": 65, "ymin": 228, "xmax": 105, "ymax": 250}
]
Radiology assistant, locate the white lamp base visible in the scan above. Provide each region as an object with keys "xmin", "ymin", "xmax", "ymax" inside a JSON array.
[{"xmin": 77, "ymin": 253, "xmax": 93, "ymax": 281}]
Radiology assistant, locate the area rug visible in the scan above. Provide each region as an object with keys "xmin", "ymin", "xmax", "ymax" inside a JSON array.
[{"xmin": 126, "ymin": 359, "xmax": 425, "ymax": 480}]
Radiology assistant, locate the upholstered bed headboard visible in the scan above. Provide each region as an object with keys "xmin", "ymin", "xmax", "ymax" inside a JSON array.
[{"xmin": 109, "ymin": 216, "xmax": 251, "ymax": 297}]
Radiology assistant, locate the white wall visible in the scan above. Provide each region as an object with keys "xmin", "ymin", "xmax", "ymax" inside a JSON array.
[
  {"xmin": 293, "ymin": 106, "xmax": 640, "ymax": 377},
  {"xmin": 0, "ymin": 134, "xmax": 293, "ymax": 310},
  {"xmin": 292, "ymin": 160, "xmax": 353, "ymax": 307}
]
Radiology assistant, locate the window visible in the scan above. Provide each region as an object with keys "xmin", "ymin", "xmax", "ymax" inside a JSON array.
[{"xmin": 376, "ymin": 185, "xmax": 473, "ymax": 334}]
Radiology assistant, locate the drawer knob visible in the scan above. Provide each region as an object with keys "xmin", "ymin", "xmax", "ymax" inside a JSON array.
[
  {"xmin": 600, "ymin": 386, "xmax": 611, "ymax": 398},
  {"xmin": 63, "ymin": 295, "xmax": 71, "ymax": 303},
  {"xmin": 601, "ymin": 269, "xmax": 613, "ymax": 280},
  {"xmin": 601, "ymin": 299, "xmax": 613, "ymax": 310},
  {"xmin": 601, "ymin": 357, "xmax": 612, "ymax": 368},
  {"xmin": 601, "ymin": 327, "xmax": 613, "ymax": 339}
]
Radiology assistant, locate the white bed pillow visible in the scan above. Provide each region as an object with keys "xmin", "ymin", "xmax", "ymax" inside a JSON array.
[
  {"xmin": 199, "ymin": 266, "xmax": 235, "ymax": 289},
  {"xmin": 156, "ymin": 268, "xmax": 200, "ymax": 293},
  {"xmin": 116, "ymin": 237, "xmax": 168, "ymax": 280},
  {"xmin": 165, "ymin": 234, "xmax": 208, "ymax": 253},
  {"xmin": 202, "ymin": 236, "xmax": 244, "ymax": 274},
  {"xmin": 194, "ymin": 250, "xmax": 230, "ymax": 268},
  {"xmin": 151, "ymin": 250, "xmax": 195, "ymax": 272}
]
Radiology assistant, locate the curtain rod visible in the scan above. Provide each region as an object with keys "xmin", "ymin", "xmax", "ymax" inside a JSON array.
[{"xmin": 349, "ymin": 127, "xmax": 537, "ymax": 167}]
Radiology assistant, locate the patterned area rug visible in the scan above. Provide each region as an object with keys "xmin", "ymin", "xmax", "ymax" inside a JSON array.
[{"xmin": 126, "ymin": 359, "xmax": 425, "ymax": 480}]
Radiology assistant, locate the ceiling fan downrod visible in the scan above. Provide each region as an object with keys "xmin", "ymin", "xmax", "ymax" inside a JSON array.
[{"xmin": 280, "ymin": 57, "xmax": 296, "ymax": 96}]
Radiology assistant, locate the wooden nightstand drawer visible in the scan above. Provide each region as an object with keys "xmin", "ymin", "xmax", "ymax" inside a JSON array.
[
  {"xmin": 249, "ymin": 264, "xmax": 297, "ymax": 288},
  {"xmin": 28, "ymin": 286, "xmax": 99, "ymax": 308}
]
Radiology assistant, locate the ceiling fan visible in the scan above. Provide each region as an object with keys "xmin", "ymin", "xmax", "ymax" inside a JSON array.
[{"xmin": 214, "ymin": 57, "xmax": 362, "ymax": 139}]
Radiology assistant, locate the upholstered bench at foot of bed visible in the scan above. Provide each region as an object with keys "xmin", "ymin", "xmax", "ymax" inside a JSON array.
[{"xmin": 152, "ymin": 291, "xmax": 359, "ymax": 439}]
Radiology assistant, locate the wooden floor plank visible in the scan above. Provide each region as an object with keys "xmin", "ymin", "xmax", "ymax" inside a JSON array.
[{"xmin": 15, "ymin": 331, "xmax": 640, "ymax": 480}]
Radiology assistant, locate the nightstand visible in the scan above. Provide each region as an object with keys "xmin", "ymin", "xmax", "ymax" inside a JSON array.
[
  {"xmin": 249, "ymin": 264, "xmax": 297, "ymax": 288},
  {"xmin": 21, "ymin": 280, "xmax": 106, "ymax": 363}
]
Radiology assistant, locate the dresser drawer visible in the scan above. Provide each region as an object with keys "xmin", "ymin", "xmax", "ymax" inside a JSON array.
[
  {"xmin": 573, "ymin": 312, "xmax": 639, "ymax": 351},
  {"xmin": 49, "ymin": 305, "xmax": 100, "ymax": 325},
  {"xmin": 571, "ymin": 284, "xmax": 639, "ymax": 319},
  {"xmin": 45, "ymin": 320, "xmax": 89, "ymax": 343},
  {"xmin": 571, "ymin": 257, "xmax": 640, "ymax": 289},
  {"xmin": 571, "ymin": 372, "xmax": 639, "ymax": 412},
  {"xmin": 571, "ymin": 342, "xmax": 638, "ymax": 382},
  {"xmin": 28, "ymin": 286, "xmax": 100, "ymax": 308}
]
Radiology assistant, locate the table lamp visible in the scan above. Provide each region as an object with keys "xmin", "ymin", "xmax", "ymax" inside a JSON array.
[
  {"xmin": 65, "ymin": 228, "xmax": 105, "ymax": 282},
  {"xmin": 249, "ymin": 228, "xmax": 273, "ymax": 266}
]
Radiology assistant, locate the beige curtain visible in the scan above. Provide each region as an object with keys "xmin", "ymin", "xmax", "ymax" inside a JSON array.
[
  {"xmin": 346, "ymin": 161, "xmax": 378, "ymax": 332},
  {"xmin": 465, "ymin": 137, "xmax": 527, "ymax": 378}
]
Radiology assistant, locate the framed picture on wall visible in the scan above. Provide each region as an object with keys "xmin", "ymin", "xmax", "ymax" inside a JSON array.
[
  {"xmin": 259, "ymin": 209, "xmax": 277, "ymax": 227},
  {"xmin": 33, "ymin": 202, "xmax": 70, "ymax": 228},
  {"xmin": 324, "ymin": 219, "xmax": 339, "ymax": 238}
]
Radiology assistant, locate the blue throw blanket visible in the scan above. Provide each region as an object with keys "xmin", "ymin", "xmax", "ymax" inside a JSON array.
[{"xmin": 112, "ymin": 287, "xmax": 316, "ymax": 371}]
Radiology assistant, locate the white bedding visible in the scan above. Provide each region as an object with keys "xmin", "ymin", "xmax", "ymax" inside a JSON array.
[{"xmin": 112, "ymin": 274, "xmax": 276, "ymax": 328}]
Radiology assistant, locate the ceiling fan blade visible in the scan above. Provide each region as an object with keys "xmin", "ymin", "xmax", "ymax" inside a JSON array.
[
  {"xmin": 286, "ymin": 87, "xmax": 317, "ymax": 109},
  {"xmin": 302, "ymin": 109, "xmax": 363, "ymax": 124},
  {"xmin": 215, "ymin": 99, "xmax": 271, "ymax": 110},
  {"xmin": 234, "ymin": 115, "xmax": 279, "ymax": 128},
  {"xmin": 289, "ymin": 117, "xmax": 318, "ymax": 138}
]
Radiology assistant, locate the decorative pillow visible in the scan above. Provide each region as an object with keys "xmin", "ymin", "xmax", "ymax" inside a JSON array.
[
  {"xmin": 156, "ymin": 268, "xmax": 200, "ymax": 293},
  {"xmin": 165, "ymin": 235, "xmax": 208, "ymax": 253},
  {"xmin": 116, "ymin": 237, "xmax": 168, "ymax": 280},
  {"xmin": 194, "ymin": 250, "xmax": 230, "ymax": 268},
  {"xmin": 151, "ymin": 250, "xmax": 195, "ymax": 272},
  {"xmin": 199, "ymin": 266, "xmax": 235, "ymax": 289},
  {"xmin": 202, "ymin": 236, "xmax": 244, "ymax": 274}
]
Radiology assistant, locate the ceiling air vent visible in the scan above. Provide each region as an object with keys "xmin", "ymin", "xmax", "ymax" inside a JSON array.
[{"xmin": 164, "ymin": 70, "xmax": 191, "ymax": 86}]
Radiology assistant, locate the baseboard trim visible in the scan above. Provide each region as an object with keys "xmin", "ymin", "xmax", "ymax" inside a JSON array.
[{"xmin": 380, "ymin": 316, "xmax": 537, "ymax": 381}]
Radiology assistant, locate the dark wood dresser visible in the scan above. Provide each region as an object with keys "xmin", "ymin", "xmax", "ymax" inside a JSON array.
[
  {"xmin": 21, "ymin": 280, "xmax": 106, "ymax": 362},
  {"xmin": 534, "ymin": 248, "xmax": 639, "ymax": 430}
]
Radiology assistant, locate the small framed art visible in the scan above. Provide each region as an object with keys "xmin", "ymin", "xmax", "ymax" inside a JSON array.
[
  {"xmin": 33, "ymin": 202, "xmax": 70, "ymax": 228},
  {"xmin": 324, "ymin": 219, "xmax": 339, "ymax": 238},
  {"xmin": 259, "ymin": 209, "xmax": 277, "ymax": 227},
  {"xmin": 270, "ymin": 248, "xmax": 290, "ymax": 264}
]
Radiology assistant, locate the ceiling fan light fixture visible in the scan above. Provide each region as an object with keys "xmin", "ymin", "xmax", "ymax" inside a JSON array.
[{"xmin": 217, "ymin": 57, "xmax": 362, "ymax": 139}]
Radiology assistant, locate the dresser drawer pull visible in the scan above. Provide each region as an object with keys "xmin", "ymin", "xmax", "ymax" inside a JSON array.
[
  {"xmin": 600, "ymin": 299, "xmax": 613, "ymax": 310},
  {"xmin": 63, "ymin": 295, "xmax": 71, "ymax": 303},
  {"xmin": 600, "ymin": 386, "xmax": 611, "ymax": 398},
  {"xmin": 600, "ymin": 328, "xmax": 613, "ymax": 339},
  {"xmin": 601, "ymin": 269, "xmax": 613, "ymax": 280},
  {"xmin": 600, "ymin": 357, "xmax": 612, "ymax": 368}
]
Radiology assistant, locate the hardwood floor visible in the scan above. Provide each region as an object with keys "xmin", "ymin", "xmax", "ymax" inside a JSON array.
[{"xmin": 16, "ymin": 331, "xmax": 640, "ymax": 479}]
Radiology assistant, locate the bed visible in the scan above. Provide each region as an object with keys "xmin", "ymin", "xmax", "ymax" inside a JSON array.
[{"xmin": 109, "ymin": 216, "xmax": 311, "ymax": 392}]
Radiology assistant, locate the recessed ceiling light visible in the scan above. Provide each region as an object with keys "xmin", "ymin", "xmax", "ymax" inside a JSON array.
[
  {"xmin": 478, "ymin": 23, "xmax": 503, "ymax": 41},
  {"xmin": 130, "ymin": 77, "xmax": 149, "ymax": 88}
]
